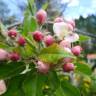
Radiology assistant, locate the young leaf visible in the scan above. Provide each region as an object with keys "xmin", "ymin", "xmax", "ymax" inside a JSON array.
[
  {"xmin": 61, "ymin": 80, "xmax": 81, "ymax": 96},
  {"xmin": 22, "ymin": 16, "xmax": 38, "ymax": 36},
  {"xmin": 42, "ymin": 2, "xmax": 48, "ymax": 10},
  {"xmin": 55, "ymin": 87, "xmax": 65, "ymax": 96},
  {"xmin": 22, "ymin": 72, "xmax": 47, "ymax": 96},
  {"xmin": 48, "ymin": 71, "xmax": 60, "ymax": 91},
  {"xmin": 49, "ymin": 71, "xmax": 81, "ymax": 96},
  {"xmin": 75, "ymin": 63, "xmax": 92, "ymax": 75},
  {"xmin": 0, "ymin": 62, "xmax": 25, "ymax": 79},
  {"xmin": 79, "ymin": 35, "xmax": 90, "ymax": 41},
  {"xmin": 2, "ymin": 75, "xmax": 25, "ymax": 96},
  {"xmin": 27, "ymin": 0, "xmax": 34, "ymax": 15},
  {"xmin": 39, "ymin": 44, "xmax": 74, "ymax": 64}
]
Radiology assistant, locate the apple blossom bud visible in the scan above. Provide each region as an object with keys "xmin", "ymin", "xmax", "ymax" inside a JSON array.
[
  {"xmin": 36, "ymin": 9, "xmax": 47, "ymax": 25},
  {"xmin": 63, "ymin": 57, "xmax": 73, "ymax": 63},
  {"xmin": 0, "ymin": 49, "xmax": 8, "ymax": 61},
  {"xmin": 67, "ymin": 23, "xmax": 74, "ymax": 31},
  {"xmin": 9, "ymin": 52, "xmax": 20, "ymax": 61},
  {"xmin": 18, "ymin": 36, "xmax": 26, "ymax": 46},
  {"xmin": 8, "ymin": 29, "xmax": 17, "ymax": 38},
  {"xmin": 33, "ymin": 31, "xmax": 44, "ymax": 42},
  {"xmin": 71, "ymin": 45, "xmax": 82, "ymax": 56},
  {"xmin": 59, "ymin": 40, "xmax": 71, "ymax": 48},
  {"xmin": 37, "ymin": 61, "xmax": 49, "ymax": 74},
  {"xmin": 54, "ymin": 17, "xmax": 64, "ymax": 23},
  {"xmin": 67, "ymin": 19, "xmax": 75, "ymax": 28},
  {"xmin": 63, "ymin": 63, "xmax": 74, "ymax": 72},
  {"xmin": 44, "ymin": 35, "xmax": 54, "ymax": 46}
]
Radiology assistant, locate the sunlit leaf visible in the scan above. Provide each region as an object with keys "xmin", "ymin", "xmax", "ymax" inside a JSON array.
[
  {"xmin": 39, "ymin": 44, "xmax": 74, "ymax": 64},
  {"xmin": 75, "ymin": 63, "xmax": 92, "ymax": 75},
  {"xmin": 79, "ymin": 35, "xmax": 90, "ymax": 41}
]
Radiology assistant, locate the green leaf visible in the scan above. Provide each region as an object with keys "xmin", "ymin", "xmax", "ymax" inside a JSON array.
[
  {"xmin": 39, "ymin": 44, "xmax": 74, "ymax": 64},
  {"xmin": 22, "ymin": 16, "xmax": 37, "ymax": 36},
  {"xmin": 79, "ymin": 35, "xmax": 90, "ymax": 41},
  {"xmin": 55, "ymin": 87, "xmax": 65, "ymax": 96},
  {"xmin": 0, "ymin": 22, "xmax": 7, "ymax": 34},
  {"xmin": 91, "ymin": 75, "xmax": 96, "ymax": 93},
  {"xmin": 42, "ymin": 2, "xmax": 48, "ymax": 10},
  {"xmin": 2, "ymin": 75, "xmax": 25, "ymax": 96},
  {"xmin": 0, "ymin": 62, "xmax": 25, "ymax": 79},
  {"xmin": 61, "ymin": 80, "xmax": 81, "ymax": 96},
  {"xmin": 53, "ymin": 73, "xmax": 80, "ymax": 96},
  {"xmin": 0, "ymin": 42, "xmax": 9, "ymax": 48},
  {"xmin": 27, "ymin": 0, "xmax": 34, "ymax": 15},
  {"xmin": 25, "ymin": 37, "xmax": 37, "ymax": 53},
  {"xmin": 75, "ymin": 63, "xmax": 92, "ymax": 75},
  {"xmin": 28, "ymin": 0, "xmax": 34, "ymax": 5},
  {"xmin": 48, "ymin": 71, "xmax": 60, "ymax": 91},
  {"xmin": 22, "ymin": 72, "xmax": 47, "ymax": 96}
]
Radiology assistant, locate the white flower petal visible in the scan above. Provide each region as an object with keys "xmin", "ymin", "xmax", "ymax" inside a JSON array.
[
  {"xmin": 53, "ymin": 22, "xmax": 71, "ymax": 40},
  {"xmin": 65, "ymin": 33, "xmax": 79, "ymax": 42},
  {"xmin": 0, "ymin": 80, "xmax": 6, "ymax": 95},
  {"xmin": 64, "ymin": 47, "xmax": 72, "ymax": 53}
]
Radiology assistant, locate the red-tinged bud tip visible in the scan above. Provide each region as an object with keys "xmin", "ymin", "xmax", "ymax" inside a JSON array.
[
  {"xmin": 18, "ymin": 36, "xmax": 26, "ymax": 46},
  {"xmin": 63, "ymin": 63, "xmax": 74, "ymax": 72},
  {"xmin": 8, "ymin": 29, "xmax": 17, "ymax": 38},
  {"xmin": 36, "ymin": 9, "xmax": 47, "ymax": 25},
  {"xmin": 9, "ymin": 52, "xmax": 20, "ymax": 61},
  {"xmin": 33, "ymin": 31, "xmax": 44, "ymax": 42}
]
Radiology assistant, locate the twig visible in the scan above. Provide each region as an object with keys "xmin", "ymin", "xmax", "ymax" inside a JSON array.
[
  {"xmin": 75, "ymin": 28, "xmax": 96, "ymax": 38},
  {"xmin": 7, "ymin": 22, "xmax": 22, "ymax": 29}
]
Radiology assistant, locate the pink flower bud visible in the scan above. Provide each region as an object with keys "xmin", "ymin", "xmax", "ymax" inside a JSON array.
[
  {"xmin": 8, "ymin": 29, "xmax": 17, "ymax": 38},
  {"xmin": 66, "ymin": 19, "xmax": 75, "ymax": 28},
  {"xmin": 59, "ymin": 40, "xmax": 71, "ymax": 48},
  {"xmin": 0, "ymin": 80, "xmax": 6, "ymax": 95},
  {"xmin": 63, "ymin": 63, "xmax": 74, "ymax": 72},
  {"xmin": 17, "ymin": 36, "xmax": 26, "ymax": 46},
  {"xmin": 33, "ymin": 31, "xmax": 44, "ymax": 42},
  {"xmin": 54, "ymin": 17, "xmax": 64, "ymax": 23},
  {"xmin": 71, "ymin": 45, "xmax": 82, "ymax": 56},
  {"xmin": 37, "ymin": 61, "xmax": 50, "ymax": 74},
  {"xmin": 9, "ymin": 52, "xmax": 20, "ymax": 61},
  {"xmin": 36, "ymin": 9, "xmax": 47, "ymax": 25},
  {"xmin": 44, "ymin": 35, "xmax": 54, "ymax": 46},
  {"xmin": 63, "ymin": 57, "xmax": 73, "ymax": 63},
  {"xmin": 0, "ymin": 49, "xmax": 8, "ymax": 61},
  {"xmin": 67, "ymin": 23, "xmax": 74, "ymax": 31}
]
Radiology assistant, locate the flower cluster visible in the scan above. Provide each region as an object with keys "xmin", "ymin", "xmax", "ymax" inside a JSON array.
[
  {"xmin": 0, "ymin": 9, "xmax": 82, "ymax": 73},
  {"xmin": 0, "ymin": 9, "xmax": 83, "ymax": 95}
]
